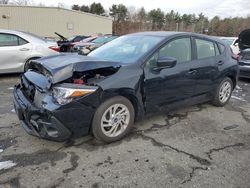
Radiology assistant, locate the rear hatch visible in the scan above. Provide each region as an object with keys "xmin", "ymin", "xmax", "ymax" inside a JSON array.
[
  {"xmin": 239, "ymin": 29, "xmax": 250, "ymax": 50},
  {"xmin": 238, "ymin": 29, "xmax": 250, "ymax": 65}
]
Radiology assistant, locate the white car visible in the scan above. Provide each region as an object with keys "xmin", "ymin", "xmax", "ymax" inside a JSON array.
[
  {"xmin": 0, "ymin": 29, "xmax": 59, "ymax": 73},
  {"xmin": 220, "ymin": 37, "xmax": 239, "ymax": 54}
]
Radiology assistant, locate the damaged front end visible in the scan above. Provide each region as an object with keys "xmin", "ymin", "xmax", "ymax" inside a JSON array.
[{"xmin": 13, "ymin": 54, "xmax": 121, "ymax": 141}]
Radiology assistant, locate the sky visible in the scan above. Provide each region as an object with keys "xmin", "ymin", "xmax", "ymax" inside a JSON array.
[{"xmin": 33, "ymin": 0, "xmax": 250, "ymax": 19}]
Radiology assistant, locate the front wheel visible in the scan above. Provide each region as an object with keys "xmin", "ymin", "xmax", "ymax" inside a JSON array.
[
  {"xmin": 212, "ymin": 77, "xmax": 233, "ymax": 106},
  {"xmin": 92, "ymin": 96, "xmax": 135, "ymax": 143}
]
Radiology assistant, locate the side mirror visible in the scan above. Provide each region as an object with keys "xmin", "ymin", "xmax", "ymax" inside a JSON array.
[{"xmin": 153, "ymin": 57, "xmax": 177, "ymax": 71}]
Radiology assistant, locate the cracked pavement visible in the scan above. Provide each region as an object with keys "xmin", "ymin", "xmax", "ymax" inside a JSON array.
[{"xmin": 0, "ymin": 75, "xmax": 250, "ymax": 188}]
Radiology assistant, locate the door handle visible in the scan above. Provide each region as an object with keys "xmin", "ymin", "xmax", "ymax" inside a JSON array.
[
  {"xmin": 188, "ymin": 69, "xmax": 197, "ymax": 75},
  {"xmin": 19, "ymin": 48, "xmax": 30, "ymax": 51},
  {"xmin": 218, "ymin": 61, "xmax": 224, "ymax": 65}
]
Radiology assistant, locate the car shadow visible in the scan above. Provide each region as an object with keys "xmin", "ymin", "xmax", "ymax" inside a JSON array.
[
  {"xmin": 0, "ymin": 73, "xmax": 21, "ymax": 79},
  {"xmin": 239, "ymin": 77, "xmax": 250, "ymax": 83}
]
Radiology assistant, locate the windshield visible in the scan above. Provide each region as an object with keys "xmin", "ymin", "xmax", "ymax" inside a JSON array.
[
  {"xmin": 67, "ymin": 36, "xmax": 76, "ymax": 41},
  {"xmin": 92, "ymin": 36, "xmax": 110, "ymax": 44},
  {"xmin": 80, "ymin": 36, "xmax": 96, "ymax": 43},
  {"xmin": 88, "ymin": 35, "xmax": 163, "ymax": 64}
]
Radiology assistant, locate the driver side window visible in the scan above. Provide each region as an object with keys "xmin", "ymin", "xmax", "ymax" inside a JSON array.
[
  {"xmin": 159, "ymin": 37, "xmax": 191, "ymax": 62},
  {"xmin": 146, "ymin": 37, "xmax": 192, "ymax": 69}
]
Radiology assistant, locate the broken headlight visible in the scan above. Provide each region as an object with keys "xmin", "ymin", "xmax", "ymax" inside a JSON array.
[{"xmin": 52, "ymin": 85, "xmax": 96, "ymax": 105}]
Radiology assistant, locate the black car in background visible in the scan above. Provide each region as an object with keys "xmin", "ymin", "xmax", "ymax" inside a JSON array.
[
  {"xmin": 55, "ymin": 32, "xmax": 89, "ymax": 52},
  {"xmin": 13, "ymin": 32, "xmax": 238, "ymax": 143},
  {"xmin": 238, "ymin": 29, "xmax": 250, "ymax": 78}
]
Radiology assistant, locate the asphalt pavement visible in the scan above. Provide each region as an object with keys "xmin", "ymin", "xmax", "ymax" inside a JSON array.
[{"xmin": 0, "ymin": 75, "xmax": 250, "ymax": 188}]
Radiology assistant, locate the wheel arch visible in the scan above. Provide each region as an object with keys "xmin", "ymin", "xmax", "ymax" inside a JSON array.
[
  {"xmin": 100, "ymin": 88, "xmax": 144, "ymax": 121},
  {"xmin": 224, "ymin": 70, "xmax": 237, "ymax": 89}
]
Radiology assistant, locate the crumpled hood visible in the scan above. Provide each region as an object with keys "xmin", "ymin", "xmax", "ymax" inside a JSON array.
[
  {"xmin": 239, "ymin": 29, "xmax": 250, "ymax": 50},
  {"xmin": 30, "ymin": 54, "xmax": 122, "ymax": 84}
]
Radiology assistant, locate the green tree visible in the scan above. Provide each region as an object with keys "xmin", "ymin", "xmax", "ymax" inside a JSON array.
[
  {"xmin": 72, "ymin": 4, "xmax": 80, "ymax": 11},
  {"xmin": 197, "ymin": 13, "xmax": 205, "ymax": 22},
  {"xmin": 148, "ymin": 8, "xmax": 165, "ymax": 30},
  {"xmin": 0, "ymin": 0, "xmax": 9, "ymax": 4},
  {"xmin": 90, "ymin": 3, "xmax": 105, "ymax": 15},
  {"xmin": 209, "ymin": 16, "xmax": 220, "ymax": 35},
  {"xmin": 165, "ymin": 10, "xmax": 175, "ymax": 23},
  {"xmin": 194, "ymin": 13, "xmax": 208, "ymax": 33},
  {"xmin": 137, "ymin": 7, "xmax": 147, "ymax": 22},
  {"xmin": 182, "ymin": 14, "xmax": 192, "ymax": 26},
  {"xmin": 109, "ymin": 4, "xmax": 128, "ymax": 22},
  {"xmin": 165, "ymin": 10, "xmax": 177, "ymax": 30},
  {"xmin": 80, "ymin": 5, "xmax": 90, "ymax": 13},
  {"xmin": 174, "ymin": 12, "xmax": 182, "ymax": 23}
]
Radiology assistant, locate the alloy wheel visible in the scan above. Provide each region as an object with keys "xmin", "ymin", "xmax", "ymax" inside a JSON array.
[
  {"xmin": 101, "ymin": 104, "xmax": 130, "ymax": 137},
  {"xmin": 219, "ymin": 81, "xmax": 232, "ymax": 103}
]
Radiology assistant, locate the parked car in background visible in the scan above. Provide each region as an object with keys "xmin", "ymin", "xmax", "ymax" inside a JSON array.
[
  {"xmin": 13, "ymin": 32, "xmax": 238, "ymax": 143},
  {"xmin": 70, "ymin": 36, "xmax": 98, "ymax": 52},
  {"xmin": 220, "ymin": 37, "xmax": 239, "ymax": 54},
  {"xmin": 238, "ymin": 29, "xmax": 250, "ymax": 78},
  {"xmin": 55, "ymin": 32, "xmax": 89, "ymax": 52},
  {"xmin": 0, "ymin": 29, "xmax": 59, "ymax": 74},
  {"xmin": 77, "ymin": 35, "xmax": 118, "ymax": 55}
]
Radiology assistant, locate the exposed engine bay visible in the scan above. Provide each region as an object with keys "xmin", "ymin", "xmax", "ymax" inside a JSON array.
[
  {"xmin": 66, "ymin": 67, "xmax": 120, "ymax": 86},
  {"xmin": 28, "ymin": 54, "xmax": 123, "ymax": 85}
]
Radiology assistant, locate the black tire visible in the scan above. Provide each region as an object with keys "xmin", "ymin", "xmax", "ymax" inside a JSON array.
[
  {"xmin": 92, "ymin": 96, "xmax": 135, "ymax": 143},
  {"xmin": 212, "ymin": 77, "xmax": 233, "ymax": 107},
  {"xmin": 24, "ymin": 57, "xmax": 40, "ymax": 72}
]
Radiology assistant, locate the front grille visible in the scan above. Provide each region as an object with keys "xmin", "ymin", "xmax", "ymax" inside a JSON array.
[{"xmin": 21, "ymin": 76, "xmax": 36, "ymax": 101}]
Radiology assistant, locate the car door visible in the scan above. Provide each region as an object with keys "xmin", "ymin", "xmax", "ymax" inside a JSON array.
[
  {"xmin": 0, "ymin": 33, "xmax": 32, "ymax": 73},
  {"xmin": 191, "ymin": 37, "xmax": 221, "ymax": 96},
  {"xmin": 143, "ymin": 36, "xmax": 197, "ymax": 112}
]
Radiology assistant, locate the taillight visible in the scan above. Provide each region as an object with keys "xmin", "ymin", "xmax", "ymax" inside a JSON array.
[
  {"xmin": 232, "ymin": 53, "xmax": 239, "ymax": 62},
  {"xmin": 49, "ymin": 46, "xmax": 60, "ymax": 52}
]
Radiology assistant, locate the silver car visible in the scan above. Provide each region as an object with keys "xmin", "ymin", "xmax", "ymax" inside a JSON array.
[
  {"xmin": 0, "ymin": 29, "xmax": 59, "ymax": 73},
  {"xmin": 220, "ymin": 37, "xmax": 239, "ymax": 55}
]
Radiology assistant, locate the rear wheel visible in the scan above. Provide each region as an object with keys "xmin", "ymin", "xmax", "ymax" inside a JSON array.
[
  {"xmin": 212, "ymin": 77, "xmax": 233, "ymax": 106},
  {"xmin": 92, "ymin": 96, "xmax": 135, "ymax": 143}
]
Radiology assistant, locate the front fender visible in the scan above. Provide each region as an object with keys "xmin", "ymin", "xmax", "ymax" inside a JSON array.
[{"xmin": 100, "ymin": 88, "xmax": 145, "ymax": 121}]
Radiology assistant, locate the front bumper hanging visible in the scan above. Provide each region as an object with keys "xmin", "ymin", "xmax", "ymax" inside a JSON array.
[{"xmin": 13, "ymin": 84, "xmax": 72, "ymax": 141}]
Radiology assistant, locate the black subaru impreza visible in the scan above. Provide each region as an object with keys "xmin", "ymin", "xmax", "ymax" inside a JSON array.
[{"xmin": 13, "ymin": 32, "xmax": 238, "ymax": 143}]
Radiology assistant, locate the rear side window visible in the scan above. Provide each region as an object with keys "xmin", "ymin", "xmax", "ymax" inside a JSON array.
[
  {"xmin": 218, "ymin": 43, "xmax": 226, "ymax": 54},
  {"xmin": 195, "ymin": 39, "xmax": 216, "ymax": 59},
  {"xmin": 0, "ymin": 33, "xmax": 18, "ymax": 46},
  {"xmin": 0, "ymin": 33, "xmax": 28, "ymax": 46},
  {"xmin": 215, "ymin": 43, "xmax": 220, "ymax": 55},
  {"xmin": 18, "ymin": 37, "xmax": 28, "ymax": 45},
  {"xmin": 159, "ymin": 37, "xmax": 192, "ymax": 63}
]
